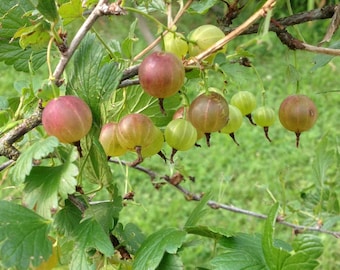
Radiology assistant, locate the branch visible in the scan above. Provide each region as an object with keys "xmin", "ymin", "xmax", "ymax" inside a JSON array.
[
  {"xmin": 114, "ymin": 159, "xmax": 340, "ymax": 238},
  {"xmin": 186, "ymin": 0, "xmax": 277, "ymax": 65}
]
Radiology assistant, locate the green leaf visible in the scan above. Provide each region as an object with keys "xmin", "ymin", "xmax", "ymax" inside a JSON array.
[
  {"xmin": 185, "ymin": 225, "xmax": 232, "ymax": 240},
  {"xmin": 0, "ymin": 201, "xmax": 52, "ymax": 270},
  {"xmin": 114, "ymin": 223, "xmax": 146, "ymax": 255},
  {"xmin": 37, "ymin": 0, "xmax": 59, "ymax": 22},
  {"xmin": 84, "ymin": 201, "xmax": 122, "ymax": 233},
  {"xmin": 14, "ymin": 22, "xmax": 51, "ymax": 50},
  {"xmin": 311, "ymin": 40, "xmax": 340, "ymax": 71},
  {"xmin": 0, "ymin": 1, "xmax": 47, "ymax": 71},
  {"xmin": 59, "ymin": 0, "xmax": 83, "ymax": 25},
  {"xmin": 70, "ymin": 218, "xmax": 115, "ymax": 270},
  {"xmin": 23, "ymin": 145, "xmax": 78, "ymax": 218},
  {"xmin": 313, "ymin": 137, "xmax": 333, "ymax": 186},
  {"xmin": 184, "ymin": 192, "xmax": 212, "ymax": 227},
  {"xmin": 213, "ymin": 233, "xmax": 267, "ymax": 270},
  {"xmin": 156, "ymin": 253, "xmax": 184, "ymax": 270},
  {"xmin": 54, "ymin": 198, "xmax": 83, "ymax": 236},
  {"xmin": 121, "ymin": 19, "xmax": 139, "ymax": 59},
  {"xmin": 10, "ymin": 136, "xmax": 59, "ymax": 184},
  {"xmin": 81, "ymin": 136, "xmax": 114, "ymax": 185},
  {"xmin": 110, "ymin": 86, "xmax": 180, "ymax": 127},
  {"xmin": 262, "ymin": 203, "xmax": 290, "ymax": 269},
  {"xmin": 187, "ymin": 0, "xmax": 218, "ymax": 14},
  {"xmin": 282, "ymin": 235, "xmax": 323, "ymax": 270},
  {"xmin": 133, "ymin": 228, "xmax": 187, "ymax": 270},
  {"xmin": 67, "ymin": 33, "xmax": 123, "ymax": 125}
]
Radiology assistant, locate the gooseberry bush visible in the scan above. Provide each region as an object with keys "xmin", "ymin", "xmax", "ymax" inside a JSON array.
[{"xmin": 0, "ymin": 0, "xmax": 339, "ymax": 269}]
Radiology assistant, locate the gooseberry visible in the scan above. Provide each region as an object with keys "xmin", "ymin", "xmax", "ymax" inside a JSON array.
[
  {"xmin": 253, "ymin": 106, "xmax": 276, "ymax": 142},
  {"xmin": 42, "ymin": 95, "xmax": 92, "ymax": 143},
  {"xmin": 220, "ymin": 104, "xmax": 243, "ymax": 145},
  {"xmin": 164, "ymin": 118, "xmax": 197, "ymax": 163},
  {"xmin": 230, "ymin": 91, "xmax": 257, "ymax": 125},
  {"xmin": 163, "ymin": 32, "xmax": 188, "ymax": 59},
  {"xmin": 188, "ymin": 89, "xmax": 229, "ymax": 146},
  {"xmin": 99, "ymin": 122, "xmax": 127, "ymax": 157},
  {"xmin": 278, "ymin": 94, "xmax": 318, "ymax": 147},
  {"xmin": 138, "ymin": 51, "xmax": 185, "ymax": 113}
]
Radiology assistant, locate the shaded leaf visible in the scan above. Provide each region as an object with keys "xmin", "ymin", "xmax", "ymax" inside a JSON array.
[
  {"xmin": 114, "ymin": 223, "xmax": 146, "ymax": 255},
  {"xmin": 0, "ymin": 201, "xmax": 52, "ymax": 270},
  {"xmin": 188, "ymin": 0, "xmax": 219, "ymax": 14},
  {"xmin": 10, "ymin": 136, "xmax": 59, "ymax": 184},
  {"xmin": 54, "ymin": 198, "xmax": 83, "ymax": 236},
  {"xmin": 133, "ymin": 228, "xmax": 187, "ymax": 270},
  {"xmin": 84, "ymin": 201, "xmax": 122, "ymax": 233},
  {"xmin": 184, "ymin": 192, "xmax": 212, "ymax": 227},
  {"xmin": 37, "ymin": 0, "xmax": 59, "ymax": 22},
  {"xmin": 156, "ymin": 253, "xmax": 184, "ymax": 270},
  {"xmin": 70, "ymin": 218, "xmax": 115, "ymax": 270},
  {"xmin": 186, "ymin": 225, "xmax": 232, "ymax": 240},
  {"xmin": 311, "ymin": 40, "xmax": 340, "ymax": 71}
]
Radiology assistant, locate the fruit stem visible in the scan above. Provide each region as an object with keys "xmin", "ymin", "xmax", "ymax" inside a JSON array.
[
  {"xmin": 170, "ymin": 148, "xmax": 178, "ymax": 163},
  {"xmin": 157, "ymin": 151, "xmax": 168, "ymax": 163},
  {"xmin": 246, "ymin": 114, "xmax": 257, "ymax": 126},
  {"xmin": 295, "ymin": 132, "xmax": 301, "ymax": 148},
  {"xmin": 263, "ymin": 126, "xmax": 272, "ymax": 142},
  {"xmin": 129, "ymin": 146, "xmax": 144, "ymax": 167},
  {"xmin": 205, "ymin": 133, "xmax": 211, "ymax": 147},
  {"xmin": 229, "ymin": 133, "xmax": 240, "ymax": 146},
  {"xmin": 158, "ymin": 98, "xmax": 166, "ymax": 115}
]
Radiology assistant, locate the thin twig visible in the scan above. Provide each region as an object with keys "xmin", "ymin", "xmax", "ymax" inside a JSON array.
[
  {"xmin": 115, "ymin": 159, "xmax": 340, "ymax": 238},
  {"xmin": 186, "ymin": 0, "xmax": 277, "ymax": 65}
]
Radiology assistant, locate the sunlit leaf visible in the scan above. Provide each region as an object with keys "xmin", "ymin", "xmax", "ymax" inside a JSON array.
[
  {"xmin": 186, "ymin": 225, "xmax": 232, "ymax": 240},
  {"xmin": 59, "ymin": 0, "xmax": 83, "ymax": 25},
  {"xmin": 10, "ymin": 136, "xmax": 59, "ymax": 184},
  {"xmin": 187, "ymin": 0, "xmax": 219, "ymax": 14},
  {"xmin": 0, "ymin": 201, "xmax": 52, "ymax": 270},
  {"xmin": 133, "ymin": 228, "xmax": 187, "ymax": 270},
  {"xmin": 23, "ymin": 145, "xmax": 78, "ymax": 218}
]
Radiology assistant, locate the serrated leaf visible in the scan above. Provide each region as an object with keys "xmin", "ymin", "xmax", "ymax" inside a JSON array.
[
  {"xmin": 84, "ymin": 201, "xmax": 122, "ymax": 233},
  {"xmin": 184, "ymin": 192, "xmax": 212, "ymax": 227},
  {"xmin": 23, "ymin": 145, "xmax": 78, "ymax": 218},
  {"xmin": 122, "ymin": 19, "xmax": 138, "ymax": 59},
  {"xmin": 37, "ymin": 0, "xmax": 59, "ymax": 22},
  {"xmin": 185, "ymin": 225, "xmax": 232, "ymax": 240},
  {"xmin": 156, "ymin": 253, "xmax": 184, "ymax": 270},
  {"xmin": 187, "ymin": 0, "xmax": 219, "ymax": 14},
  {"xmin": 10, "ymin": 136, "xmax": 59, "ymax": 184},
  {"xmin": 59, "ymin": 0, "xmax": 83, "ymax": 25},
  {"xmin": 67, "ymin": 33, "xmax": 123, "ymax": 125},
  {"xmin": 282, "ymin": 235, "xmax": 323, "ymax": 270},
  {"xmin": 114, "ymin": 223, "xmax": 146, "ymax": 255},
  {"xmin": 133, "ymin": 228, "xmax": 187, "ymax": 270},
  {"xmin": 0, "ymin": 201, "xmax": 52, "ymax": 270},
  {"xmin": 70, "ymin": 218, "xmax": 115, "ymax": 270},
  {"xmin": 0, "ymin": 1, "xmax": 47, "ymax": 71},
  {"xmin": 54, "ymin": 198, "xmax": 83, "ymax": 236}
]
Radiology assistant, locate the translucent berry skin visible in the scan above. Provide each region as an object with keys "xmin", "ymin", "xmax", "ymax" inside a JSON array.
[
  {"xmin": 138, "ymin": 51, "xmax": 185, "ymax": 98},
  {"xmin": 220, "ymin": 105, "xmax": 243, "ymax": 134},
  {"xmin": 163, "ymin": 32, "xmax": 188, "ymax": 59},
  {"xmin": 164, "ymin": 118, "xmax": 197, "ymax": 151},
  {"xmin": 42, "ymin": 95, "xmax": 92, "ymax": 143},
  {"xmin": 230, "ymin": 91, "xmax": 257, "ymax": 116},
  {"xmin": 99, "ymin": 122, "xmax": 127, "ymax": 157},
  {"xmin": 278, "ymin": 95, "xmax": 318, "ymax": 133},
  {"xmin": 188, "ymin": 91, "xmax": 229, "ymax": 133},
  {"xmin": 117, "ymin": 113, "xmax": 155, "ymax": 151},
  {"xmin": 253, "ymin": 106, "xmax": 275, "ymax": 127}
]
